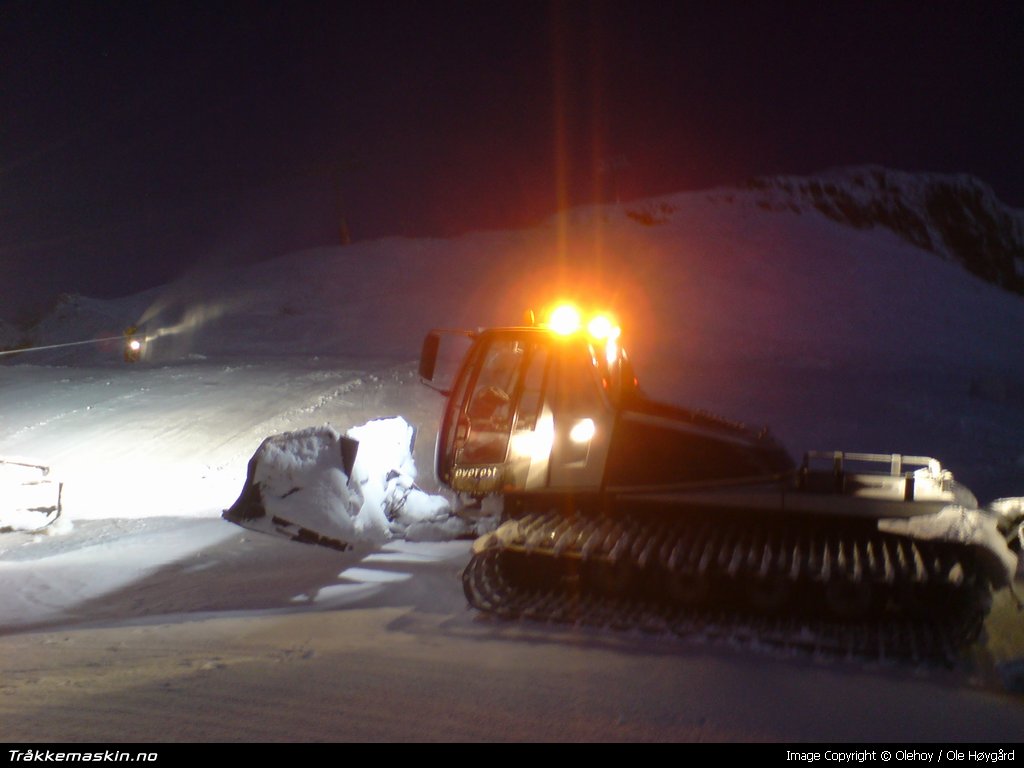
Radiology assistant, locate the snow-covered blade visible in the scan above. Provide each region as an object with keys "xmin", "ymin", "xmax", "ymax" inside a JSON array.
[
  {"xmin": 223, "ymin": 426, "xmax": 363, "ymax": 550},
  {"xmin": 223, "ymin": 418, "xmax": 463, "ymax": 551},
  {"xmin": 0, "ymin": 458, "xmax": 63, "ymax": 533}
]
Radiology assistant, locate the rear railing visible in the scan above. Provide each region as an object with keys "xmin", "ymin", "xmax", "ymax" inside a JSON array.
[{"xmin": 799, "ymin": 450, "xmax": 953, "ymax": 501}]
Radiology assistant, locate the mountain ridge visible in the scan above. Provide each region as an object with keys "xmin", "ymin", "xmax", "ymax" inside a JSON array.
[{"xmin": 735, "ymin": 165, "xmax": 1024, "ymax": 295}]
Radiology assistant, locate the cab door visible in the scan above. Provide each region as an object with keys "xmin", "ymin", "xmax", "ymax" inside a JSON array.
[
  {"xmin": 430, "ymin": 329, "xmax": 614, "ymax": 496},
  {"xmin": 440, "ymin": 332, "xmax": 552, "ymax": 494}
]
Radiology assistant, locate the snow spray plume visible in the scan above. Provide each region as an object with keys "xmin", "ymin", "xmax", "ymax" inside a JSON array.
[{"xmin": 134, "ymin": 292, "xmax": 251, "ymax": 355}]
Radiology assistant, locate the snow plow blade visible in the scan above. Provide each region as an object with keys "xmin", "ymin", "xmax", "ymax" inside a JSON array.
[
  {"xmin": 223, "ymin": 427, "xmax": 360, "ymax": 551},
  {"xmin": 0, "ymin": 459, "xmax": 63, "ymax": 533},
  {"xmin": 223, "ymin": 418, "xmax": 455, "ymax": 552}
]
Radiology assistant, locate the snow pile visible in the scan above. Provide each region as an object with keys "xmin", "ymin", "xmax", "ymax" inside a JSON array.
[
  {"xmin": 989, "ymin": 496, "xmax": 1024, "ymax": 528},
  {"xmin": 988, "ymin": 497, "xmax": 1024, "ymax": 579},
  {"xmin": 346, "ymin": 418, "xmax": 462, "ymax": 541},
  {"xmin": 878, "ymin": 505, "xmax": 1020, "ymax": 587},
  {"xmin": 226, "ymin": 417, "xmax": 460, "ymax": 549}
]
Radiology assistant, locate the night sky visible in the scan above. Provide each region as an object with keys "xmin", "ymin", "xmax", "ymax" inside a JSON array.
[{"xmin": 2, "ymin": 1, "xmax": 1023, "ymax": 321}]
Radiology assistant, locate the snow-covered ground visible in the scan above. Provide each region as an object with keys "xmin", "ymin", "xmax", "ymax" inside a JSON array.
[{"xmin": 1, "ymin": 175, "xmax": 1023, "ymax": 741}]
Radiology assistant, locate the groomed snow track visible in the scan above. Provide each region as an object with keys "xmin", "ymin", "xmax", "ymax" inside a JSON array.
[{"xmin": 463, "ymin": 510, "xmax": 993, "ymax": 665}]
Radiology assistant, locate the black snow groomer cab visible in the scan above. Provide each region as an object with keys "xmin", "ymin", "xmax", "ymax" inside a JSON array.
[
  {"xmin": 418, "ymin": 304, "xmax": 794, "ymax": 514},
  {"xmin": 419, "ymin": 304, "xmax": 1007, "ymax": 662}
]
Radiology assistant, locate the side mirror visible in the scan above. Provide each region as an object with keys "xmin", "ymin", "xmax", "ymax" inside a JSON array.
[
  {"xmin": 418, "ymin": 329, "xmax": 475, "ymax": 396},
  {"xmin": 419, "ymin": 331, "xmax": 441, "ymax": 384}
]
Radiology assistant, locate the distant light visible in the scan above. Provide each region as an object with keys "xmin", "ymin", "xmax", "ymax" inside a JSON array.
[
  {"xmin": 569, "ymin": 418, "xmax": 595, "ymax": 444},
  {"xmin": 128, "ymin": 339, "xmax": 141, "ymax": 352},
  {"xmin": 548, "ymin": 304, "xmax": 582, "ymax": 335}
]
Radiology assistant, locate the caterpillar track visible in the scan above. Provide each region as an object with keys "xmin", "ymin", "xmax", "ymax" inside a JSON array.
[{"xmin": 463, "ymin": 510, "xmax": 993, "ymax": 664}]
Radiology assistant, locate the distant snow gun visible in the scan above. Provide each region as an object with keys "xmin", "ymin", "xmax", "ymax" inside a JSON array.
[{"xmin": 123, "ymin": 326, "xmax": 143, "ymax": 363}]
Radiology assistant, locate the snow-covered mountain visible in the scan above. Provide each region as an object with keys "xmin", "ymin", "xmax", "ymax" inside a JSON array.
[{"xmin": 736, "ymin": 166, "xmax": 1024, "ymax": 295}]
